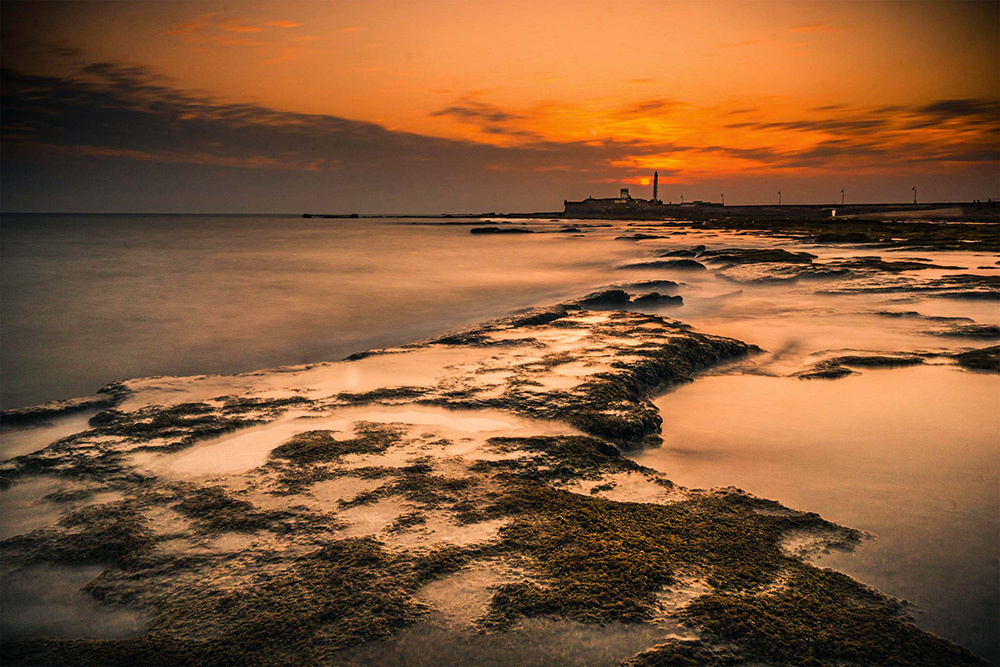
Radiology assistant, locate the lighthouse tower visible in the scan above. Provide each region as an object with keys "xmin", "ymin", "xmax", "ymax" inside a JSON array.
[{"xmin": 653, "ymin": 171, "xmax": 659, "ymax": 203}]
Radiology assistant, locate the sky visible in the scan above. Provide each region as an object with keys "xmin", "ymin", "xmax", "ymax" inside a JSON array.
[{"xmin": 1, "ymin": 0, "xmax": 998, "ymax": 213}]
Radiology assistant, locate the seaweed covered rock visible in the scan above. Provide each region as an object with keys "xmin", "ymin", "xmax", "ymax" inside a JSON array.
[
  {"xmin": 954, "ymin": 345, "xmax": 1000, "ymax": 372},
  {"xmin": 578, "ymin": 289, "xmax": 632, "ymax": 308},
  {"xmin": 632, "ymin": 293, "xmax": 683, "ymax": 307},
  {"xmin": 934, "ymin": 323, "xmax": 1000, "ymax": 339},
  {"xmin": 470, "ymin": 226, "xmax": 534, "ymax": 235},
  {"xmin": 700, "ymin": 248, "xmax": 817, "ymax": 265},
  {"xmin": 795, "ymin": 354, "xmax": 924, "ymax": 379},
  {"xmin": 1, "ymin": 395, "xmax": 117, "ymax": 427},
  {"xmin": 813, "ymin": 232, "xmax": 873, "ymax": 243},
  {"xmin": 682, "ymin": 566, "xmax": 987, "ymax": 666},
  {"xmin": 619, "ymin": 259, "xmax": 707, "ymax": 271}
]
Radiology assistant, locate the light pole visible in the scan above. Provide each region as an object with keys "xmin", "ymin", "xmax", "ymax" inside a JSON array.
[
  {"xmin": 721, "ymin": 193, "xmax": 725, "ymax": 206},
  {"xmin": 840, "ymin": 189, "xmax": 844, "ymax": 206},
  {"xmin": 912, "ymin": 187, "xmax": 917, "ymax": 205},
  {"xmin": 778, "ymin": 191, "xmax": 782, "ymax": 206},
  {"xmin": 680, "ymin": 195, "xmax": 684, "ymax": 205}
]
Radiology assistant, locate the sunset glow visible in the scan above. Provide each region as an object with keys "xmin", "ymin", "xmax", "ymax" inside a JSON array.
[{"xmin": 2, "ymin": 0, "xmax": 997, "ymax": 211}]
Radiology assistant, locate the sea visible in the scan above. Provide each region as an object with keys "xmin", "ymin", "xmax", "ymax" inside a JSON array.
[
  {"xmin": 0, "ymin": 214, "xmax": 642, "ymax": 410},
  {"xmin": 1, "ymin": 212, "xmax": 998, "ymax": 662}
]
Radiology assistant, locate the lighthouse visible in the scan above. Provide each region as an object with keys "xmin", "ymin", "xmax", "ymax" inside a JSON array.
[{"xmin": 653, "ymin": 171, "xmax": 658, "ymax": 203}]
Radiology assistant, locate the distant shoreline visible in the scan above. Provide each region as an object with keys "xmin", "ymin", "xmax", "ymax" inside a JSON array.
[
  {"xmin": 302, "ymin": 200, "xmax": 1000, "ymax": 222},
  {"xmin": 5, "ymin": 201, "xmax": 998, "ymax": 220}
]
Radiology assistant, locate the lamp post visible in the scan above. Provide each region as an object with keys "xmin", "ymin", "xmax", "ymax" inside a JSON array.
[
  {"xmin": 840, "ymin": 189, "xmax": 844, "ymax": 206},
  {"xmin": 778, "ymin": 191, "xmax": 782, "ymax": 205},
  {"xmin": 912, "ymin": 187, "xmax": 917, "ymax": 205},
  {"xmin": 721, "ymin": 193, "xmax": 725, "ymax": 206}
]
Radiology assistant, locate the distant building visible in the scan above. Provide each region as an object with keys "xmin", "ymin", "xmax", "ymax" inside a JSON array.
[{"xmin": 563, "ymin": 173, "xmax": 723, "ymax": 216}]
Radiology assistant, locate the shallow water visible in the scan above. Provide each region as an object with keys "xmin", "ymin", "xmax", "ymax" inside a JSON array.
[
  {"xmin": 621, "ymin": 235, "xmax": 1000, "ymax": 662},
  {"xmin": 0, "ymin": 564, "xmax": 148, "ymax": 640},
  {"xmin": 140, "ymin": 404, "xmax": 578, "ymax": 478},
  {"xmin": 0, "ymin": 410, "xmax": 99, "ymax": 461},
  {"xmin": 0, "ymin": 214, "xmax": 643, "ymax": 409},
  {"xmin": 632, "ymin": 359, "xmax": 999, "ymax": 662},
  {"xmin": 331, "ymin": 616, "xmax": 666, "ymax": 667},
  {"xmin": 2, "ymin": 216, "xmax": 997, "ymax": 660}
]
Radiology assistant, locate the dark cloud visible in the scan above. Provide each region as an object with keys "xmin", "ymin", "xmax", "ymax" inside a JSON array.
[
  {"xmin": 0, "ymin": 62, "xmax": 670, "ymax": 211},
  {"xmin": 429, "ymin": 97, "xmax": 547, "ymax": 140},
  {"xmin": 2, "ymin": 60, "xmax": 997, "ymax": 212},
  {"xmin": 728, "ymin": 99, "xmax": 999, "ymax": 137},
  {"xmin": 617, "ymin": 99, "xmax": 678, "ymax": 117},
  {"xmin": 431, "ymin": 98, "xmax": 526, "ymax": 125}
]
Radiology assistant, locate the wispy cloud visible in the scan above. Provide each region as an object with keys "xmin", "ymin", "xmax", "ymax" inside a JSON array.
[
  {"xmin": 431, "ymin": 97, "xmax": 545, "ymax": 142},
  {"xmin": 2, "ymin": 58, "xmax": 996, "ymax": 211},
  {"xmin": 164, "ymin": 12, "xmax": 302, "ymax": 46},
  {"xmin": 617, "ymin": 99, "xmax": 679, "ymax": 118}
]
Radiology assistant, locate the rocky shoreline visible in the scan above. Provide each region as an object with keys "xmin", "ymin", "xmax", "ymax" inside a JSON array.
[{"xmin": 2, "ymin": 226, "xmax": 997, "ymax": 666}]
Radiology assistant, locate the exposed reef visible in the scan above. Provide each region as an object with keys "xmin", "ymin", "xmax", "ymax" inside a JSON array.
[
  {"xmin": 953, "ymin": 345, "xmax": 1000, "ymax": 373},
  {"xmin": 469, "ymin": 226, "xmax": 534, "ymax": 235},
  {"xmin": 819, "ymin": 273, "xmax": 1000, "ymax": 300},
  {"xmin": 0, "ymin": 394, "xmax": 118, "ymax": 427},
  {"xmin": 690, "ymin": 215, "xmax": 999, "ymax": 252},
  {"xmin": 574, "ymin": 289, "xmax": 683, "ymax": 312},
  {"xmin": 794, "ymin": 354, "xmax": 926, "ymax": 379},
  {"xmin": 0, "ymin": 292, "xmax": 990, "ymax": 666},
  {"xmin": 619, "ymin": 259, "xmax": 707, "ymax": 271}
]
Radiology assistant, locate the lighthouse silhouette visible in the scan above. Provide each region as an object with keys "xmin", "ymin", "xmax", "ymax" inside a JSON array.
[{"xmin": 653, "ymin": 171, "xmax": 658, "ymax": 203}]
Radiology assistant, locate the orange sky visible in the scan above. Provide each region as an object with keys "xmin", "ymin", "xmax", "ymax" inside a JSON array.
[{"xmin": 2, "ymin": 0, "xmax": 998, "ymax": 211}]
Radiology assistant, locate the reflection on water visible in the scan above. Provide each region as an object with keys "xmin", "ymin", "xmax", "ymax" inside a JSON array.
[
  {"xmin": 0, "ymin": 410, "xmax": 99, "ymax": 461},
  {"xmin": 0, "ymin": 214, "xmax": 643, "ymax": 409},
  {"xmin": 631, "ymin": 367, "xmax": 999, "ymax": 663},
  {"xmin": 146, "ymin": 404, "xmax": 576, "ymax": 478},
  {"xmin": 331, "ymin": 616, "xmax": 665, "ymax": 667},
  {"xmin": 3, "ymin": 215, "xmax": 998, "ymax": 660},
  {"xmin": 1, "ymin": 564, "xmax": 148, "ymax": 640}
]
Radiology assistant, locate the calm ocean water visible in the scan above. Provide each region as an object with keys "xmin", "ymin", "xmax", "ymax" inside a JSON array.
[
  {"xmin": 0, "ymin": 214, "xmax": 640, "ymax": 409},
  {"xmin": 2, "ymin": 212, "xmax": 997, "ymax": 661}
]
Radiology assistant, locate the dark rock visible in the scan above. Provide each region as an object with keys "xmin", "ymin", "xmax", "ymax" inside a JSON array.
[
  {"xmin": 934, "ymin": 324, "xmax": 1000, "ymax": 339},
  {"xmin": 578, "ymin": 289, "xmax": 632, "ymax": 308},
  {"xmin": 954, "ymin": 345, "xmax": 1000, "ymax": 372},
  {"xmin": 657, "ymin": 249, "xmax": 697, "ymax": 258},
  {"xmin": 615, "ymin": 233, "xmax": 666, "ymax": 241},
  {"xmin": 558, "ymin": 227, "xmax": 582, "ymax": 233},
  {"xmin": 664, "ymin": 259, "xmax": 707, "ymax": 270},
  {"xmin": 822, "ymin": 273, "xmax": 1000, "ymax": 299},
  {"xmin": 832, "ymin": 257, "xmax": 959, "ymax": 272},
  {"xmin": 796, "ymin": 354, "xmax": 925, "ymax": 379},
  {"xmin": 715, "ymin": 264, "xmax": 849, "ymax": 284},
  {"xmin": 701, "ymin": 248, "xmax": 817, "ymax": 265},
  {"xmin": 1, "ymin": 395, "xmax": 117, "ymax": 427},
  {"xmin": 873, "ymin": 311, "xmax": 973, "ymax": 322},
  {"xmin": 89, "ymin": 409, "xmax": 126, "ymax": 427},
  {"xmin": 616, "ymin": 280, "xmax": 681, "ymax": 294},
  {"xmin": 632, "ymin": 293, "xmax": 683, "ymax": 307},
  {"xmin": 829, "ymin": 355, "xmax": 925, "ymax": 368},
  {"xmin": 794, "ymin": 362, "xmax": 857, "ymax": 379},
  {"xmin": 470, "ymin": 227, "xmax": 534, "ymax": 235},
  {"xmin": 620, "ymin": 259, "xmax": 706, "ymax": 271}
]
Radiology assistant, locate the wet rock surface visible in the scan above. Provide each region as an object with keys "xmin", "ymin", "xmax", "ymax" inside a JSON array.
[
  {"xmin": 619, "ymin": 258, "xmax": 707, "ymax": 271},
  {"xmin": 953, "ymin": 345, "xmax": 1000, "ymax": 373},
  {"xmin": 2, "ymin": 221, "xmax": 996, "ymax": 666},
  {"xmin": 632, "ymin": 293, "xmax": 683, "ymax": 307},
  {"xmin": 470, "ymin": 226, "xmax": 534, "ymax": 235}
]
